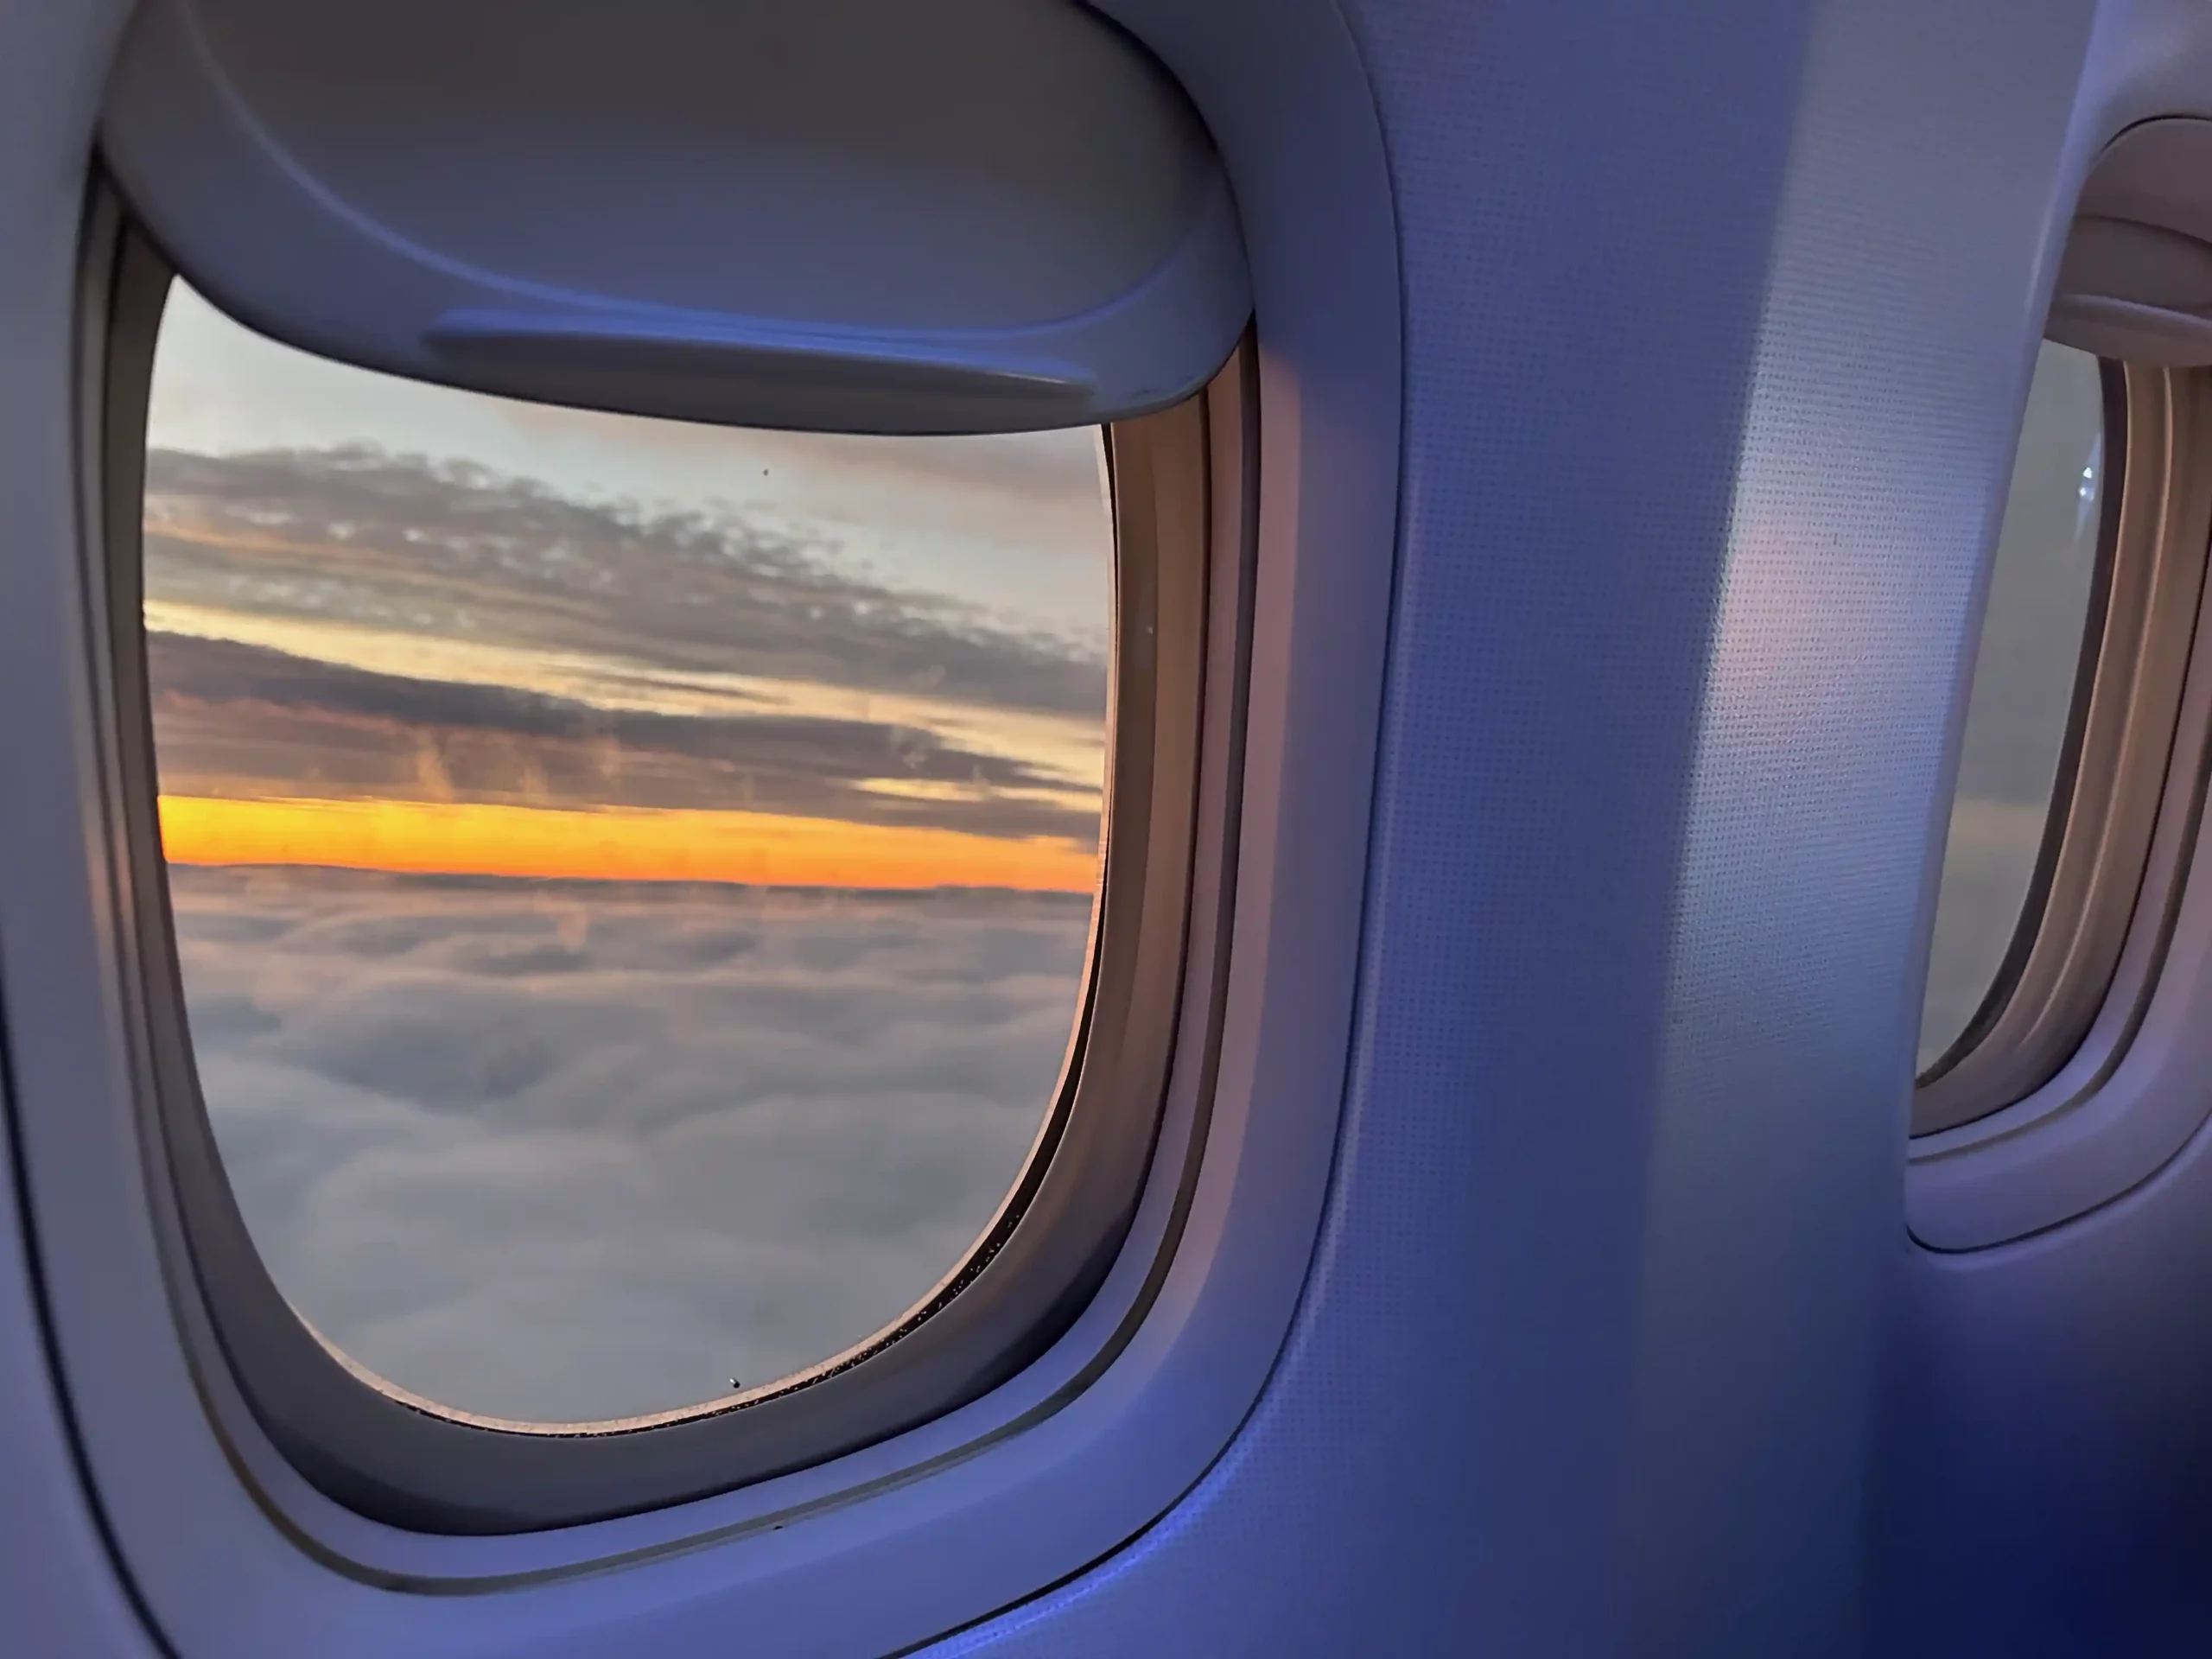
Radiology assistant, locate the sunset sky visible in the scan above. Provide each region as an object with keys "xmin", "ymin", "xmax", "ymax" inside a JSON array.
[
  {"xmin": 149, "ymin": 283, "xmax": 1112, "ymax": 1421},
  {"xmin": 145, "ymin": 282, "xmax": 1113, "ymax": 892}
]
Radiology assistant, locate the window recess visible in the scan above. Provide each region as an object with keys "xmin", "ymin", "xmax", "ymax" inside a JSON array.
[
  {"xmin": 96, "ymin": 221, "xmax": 1243, "ymax": 1533},
  {"xmin": 1914, "ymin": 359, "xmax": 2212, "ymax": 1137},
  {"xmin": 1906, "ymin": 118, "xmax": 2212, "ymax": 1244},
  {"xmin": 80, "ymin": 0, "xmax": 1253, "ymax": 1535}
]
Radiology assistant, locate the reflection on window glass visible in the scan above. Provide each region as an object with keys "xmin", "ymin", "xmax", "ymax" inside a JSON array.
[
  {"xmin": 144, "ymin": 282, "xmax": 1111, "ymax": 1426},
  {"xmin": 1919, "ymin": 342, "xmax": 2107, "ymax": 1075}
]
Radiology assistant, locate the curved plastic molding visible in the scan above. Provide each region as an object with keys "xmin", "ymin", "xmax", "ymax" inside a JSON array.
[
  {"xmin": 99, "ymin": 0, "xmax": 1250, "ymax": 434},
  {"xmin": 2048, "ymin": 292, "xmax": 2212, "ymax": 367},
  {"xmin": 2048, "ymin": 121, "xmax": 2212, "ymax": 369}
]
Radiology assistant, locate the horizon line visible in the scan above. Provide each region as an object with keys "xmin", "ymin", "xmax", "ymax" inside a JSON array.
[{"xmin": 157, "ymin": 794, "xmax": 1100, "ymax": 895}]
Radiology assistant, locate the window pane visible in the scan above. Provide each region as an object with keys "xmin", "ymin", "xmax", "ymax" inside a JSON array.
[
  {"xmin": 144, "ymin": 282, "xmax": 1110, "ymax": 1426},
  {"xmin": 1918, "ymin": 342, "xmax": 2107, "ymax": 1075}
]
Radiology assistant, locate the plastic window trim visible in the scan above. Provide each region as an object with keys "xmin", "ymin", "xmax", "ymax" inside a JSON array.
[
  {"xmin": 1913, "ymin": 361, "xmax": 2212, "ymax": 1137},
  {"xmin": 88, "ymin": 195, "xmax": 1247, "ymax": 1535}
]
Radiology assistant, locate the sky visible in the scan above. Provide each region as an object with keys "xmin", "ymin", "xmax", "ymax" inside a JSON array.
[
  {"xmin": 146, "ymin": 280, "xmax": 1115, "ymax": 892},
  {"xmin": 151, "ymin": 283, "xmax": 1112, "ymax": 637},
  {"xmin": 147, "ymin": 281, "xmax": 1113, "ymax": 1425}
]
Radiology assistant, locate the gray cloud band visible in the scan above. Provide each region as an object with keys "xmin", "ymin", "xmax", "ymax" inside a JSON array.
[
  {"xmin": 146, "ymin": 447, "xmax": 1109, "ymax": 716},
  {"xmin": 150, "ymin": 631, "xmax": 1099, "ymax": 842}
]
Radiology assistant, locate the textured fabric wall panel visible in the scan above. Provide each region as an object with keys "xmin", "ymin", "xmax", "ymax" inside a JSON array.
[{"xmin": 944, "ymin": 0, "xmax": 2096, "ymax": 1652}]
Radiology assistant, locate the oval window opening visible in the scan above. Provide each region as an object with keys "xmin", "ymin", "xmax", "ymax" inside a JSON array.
[
  {"xmin": 1919, "ymin": 342, "xmax": 2108, "ymax": 1079},
  {"xmin": 143, "ymin": 278, "xmax": 1114, "ymax": 1428}
]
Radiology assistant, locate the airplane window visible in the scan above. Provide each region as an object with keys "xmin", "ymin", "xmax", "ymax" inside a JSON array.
[
  {"xmin": 1918, "ymin": 342, "xmax": 2107, "ymax": 1077},
  {"xmin": 142, "ymin": 280, "xmax": 1111, "ymax": 1427}
]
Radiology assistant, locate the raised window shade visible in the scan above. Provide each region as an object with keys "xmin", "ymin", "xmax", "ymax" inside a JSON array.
[{"xmin": 101, "ymin": 0, "xmax": 1250, "ymax": 437}]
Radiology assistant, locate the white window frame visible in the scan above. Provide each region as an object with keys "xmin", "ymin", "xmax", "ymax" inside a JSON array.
[
  {"xmin": 0, "ymin": 0, "xmax": 1405, "ymax": 1648},
  {"xmin": 1912, "ymin": 362, "xmax": 2212, "ymax": 1243},
  {"xmin": 104, "ymin": 214, "xmax": 1228, "ymax": 1534}
]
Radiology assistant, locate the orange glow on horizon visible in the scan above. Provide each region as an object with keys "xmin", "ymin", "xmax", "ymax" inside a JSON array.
[{"xmin": 157, "ymin": 795, "xmax": 1099, "ymax": 893}]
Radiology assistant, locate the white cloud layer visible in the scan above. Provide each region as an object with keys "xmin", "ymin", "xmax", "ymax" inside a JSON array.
[{"xmin": 171, "ymin": 865, "xmax": 1092, "ymax": 1425}]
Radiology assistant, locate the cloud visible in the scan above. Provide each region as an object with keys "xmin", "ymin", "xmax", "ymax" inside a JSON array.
[
  {"xmin": 145, "ymin": 446, "xmax": 1109, "ymax": 717},
  {"xmin": 171, "ymin": 864, "xmax": 1092, "ymax": 1425},
  {"xmin": 149, "ymin": 630, "xmax": 1100, "ymax": 841}
]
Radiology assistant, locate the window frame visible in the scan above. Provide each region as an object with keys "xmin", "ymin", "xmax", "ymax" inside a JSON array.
[
  {"xmin": 1914, "ymin": 360, "xmax": 2212, "ymax": 1137},
  {"xmin": 93, "ymin": 203, "xmax": 1245, "ymax": 1534},
  {"xmin": 5, "ymin": 2, "xmax": 1404, "ymax": 1642}
]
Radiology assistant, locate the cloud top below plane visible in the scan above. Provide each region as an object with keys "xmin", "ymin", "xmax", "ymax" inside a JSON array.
[
  {"xmin": 143, "ymin": 445, "xmax": 1110, "ymax": 891},
  {"xmin": 174, "ymin": 866, "xmax": 1093, "ymax": 1423}
]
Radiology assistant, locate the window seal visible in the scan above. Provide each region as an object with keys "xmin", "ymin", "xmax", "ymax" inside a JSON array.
[
  {"xmin": 1914, "ymin": 362, "xmax": 2212, "ymax": 1136},
  {"xmin": 96, "ymin": 210, "xmax": 1239, "ymax": 1533}
]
